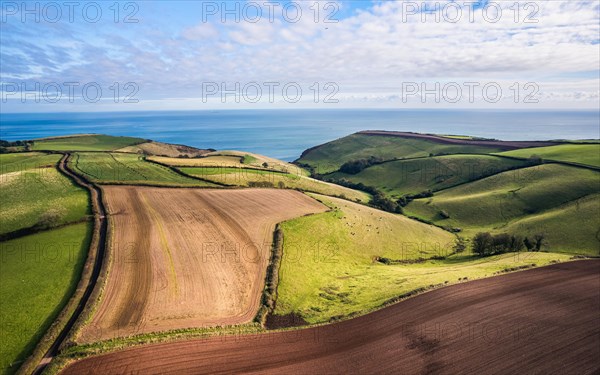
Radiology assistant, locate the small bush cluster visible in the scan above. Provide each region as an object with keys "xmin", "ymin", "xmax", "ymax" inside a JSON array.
[
  {"xmin": 338, "ymin": 156, "xmax": 385, "ymax": 174},
  {"xmin": 0, "ymin": 139, "xmax": 34, "ymax": 153},
  {"xmin": 472, "ymin": 232, "xmax": 545, "ymax": 256}
]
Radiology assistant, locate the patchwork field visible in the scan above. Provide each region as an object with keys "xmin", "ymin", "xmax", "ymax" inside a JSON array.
[
  {"xmin": 32, "ymin": 135, "xmax": 146, "ymax": 152},
  {"xmin": 273, "ymin": 194, "xmax": 570, "ymax": 324},
  {"xmin": 61, "ymin": 260, "xmax": 599, "ymax": 375},
  {"xmin": 0, "ymin": 155, "xmax": 89, "ymax": 236},
  {"xmin": 180, "ymin": 167, "xmax": 370, "ymax": 202},
  {"xmin": 150, "ymin": 152, "xmax": 308, "ymax": 175},
  {"xmin": 79, "ymin": 187, "xmax": 326, "ymax": 342},
  {"xmin": 499, "ymin": 143, "xmax": 600, "ymax": 168},
  {"xmin": 0, "ymin": 223, "xmax": 91, "ymax": 375},
  {"xmin": 405, "ymin": 164, "xmax": 599, "ymax": 239},
  {"xmin": 116, "ymin": 141, "xmax": 210, "ymax": 158},
  {"xmin": 327, "ymin": 154, "xmax": 530, "ymax": 197},
  {"xmin": 69, "ymin": 153, "xmax": 217, "ymax": 186}
]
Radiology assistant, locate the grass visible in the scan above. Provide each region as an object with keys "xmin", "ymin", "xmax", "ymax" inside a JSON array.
[
  {"xmin": 328, "ymin": 154, "xmax": 530, "ymax": 197},
  {"xmin": 502, "ymin": 194, "xmax": 600, "ymax": 255},
  {"xmin": 297, "ymin": 133, "xmax": 506, "ymax": 174},
  {"xmin": 70, "ymin": 153, "xmax": 218, "ymax": 186},
  {"xmin": 0, "ymin": 153, "xmax": 61, "ymax": 173},
  {"xmin": 179, "ymin": 167, "xmax": 370, "ymax": 202},
  {"xmin": 498, "ymin": 143, "xmax": 600, "ymax": 168},
  {"xmin": 274, "ymin": 194, "xmax": 571, "ymax": 323},
  {"xmin": 0, "ymin": 223, "xmax": 92, "ymax": 375},
  {"xmin": 31, "ymin": 135, "xmax": 146, "ymax": 152},
  {"xmin": 0, "ymin": 166, "xmax": 89, "ymax": 236},
  {"xmin": 404, "ymin": 164, "xmax": 600, "ymax": 253}
]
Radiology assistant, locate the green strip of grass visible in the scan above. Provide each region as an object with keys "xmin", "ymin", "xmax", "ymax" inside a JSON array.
[
  {"xmin": 31, "ymin": 135, "xmax": 146, "ymax": 152},
  {"xmin": 0, "ymin": 223, "xmax": 92, "ymax": 375},
  {"xmin": 499, "ymin": 143, "xmax": 600, "ymax": 168}
]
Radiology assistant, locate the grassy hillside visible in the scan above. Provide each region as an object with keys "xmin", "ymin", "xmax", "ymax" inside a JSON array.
[
  {"xmin": 297, "ymin": 133, "xmax": 506, "ymax": 174},
  {"xmin": 0, "ymin": 157, "xmax": 89, "ymax": 236},
  {"xmin": 405, "ymin": 164, "xmax": 599, "ymax": 253},
  {"xmin": 70, "ymin": 153, "xmax": 218, "ymax": 186},
  {"xmin": 499, "ymin": 143, "xmax": 600, "ymax": 168},
  {"xmin": 328, "ymin": 154, "xmax": 530, "ymax": 197},
  {"xmin": 274, "ymin": 194, "xmax": 571, "ymax": 323},
  {"xmin": 502, "ymin": 194, "xmax": 599, "ymax": 255},
  {"xmin": 32, "ymin": 135, "xmax": 146, "ymax": 152},
  {"xmin": 0, "ymin": 223, "xmax": 91, "ymax": 375},
  {"xmin": 179, "ymin": 167, "xmax": 370, "ymax": 202}
]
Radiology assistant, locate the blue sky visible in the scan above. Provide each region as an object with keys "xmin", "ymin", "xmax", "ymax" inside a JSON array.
[{"xmin": 1, "ymin": 0, "xmax": 599, "ymax": 112}]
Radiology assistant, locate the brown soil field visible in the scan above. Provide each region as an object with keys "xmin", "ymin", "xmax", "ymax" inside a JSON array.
[
  {"xmin": 64, "ymin": 260, "xmax": 599, "ymax": 374},
  {"xmin": 358, "ymin": 130, "xmax": 560, "ymax": 149},
  {"xmin": 78, "ymin": 187, "xmax": 326, "ymax": 342}
]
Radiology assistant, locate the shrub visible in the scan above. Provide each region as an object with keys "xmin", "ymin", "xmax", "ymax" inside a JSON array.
[
  {"xmin": 339, "ymin": 156, "xmax": 384, "ymax": 174},
  {"xmin": 35, "ymin": 208, "xmax": 66, "ymax": 230}
]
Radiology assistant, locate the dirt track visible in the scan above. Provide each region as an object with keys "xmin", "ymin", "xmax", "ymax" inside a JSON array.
[
  {"xmin": 79, "ymin": 187, "xmax": 326, "ymax": 342},
  {"xmin": 64, "ymin": 260, "xmax": 599, "ymax": 374}
]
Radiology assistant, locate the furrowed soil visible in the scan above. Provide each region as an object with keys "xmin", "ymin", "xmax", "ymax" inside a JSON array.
[
  {"xmin": 63, "ymin": 260, "xmax": 599, "ymax": 374},
  {"xmin": 78, "ymin": 187, "xmax": 326, "ymax": 342}
]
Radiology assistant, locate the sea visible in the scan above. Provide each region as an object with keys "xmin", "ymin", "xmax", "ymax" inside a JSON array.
[{"xmin": 1, "ymin": 109, "xmax": 599, "ymax": 161}]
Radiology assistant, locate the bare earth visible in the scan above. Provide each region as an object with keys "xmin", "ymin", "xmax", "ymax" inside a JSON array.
[
  {"xmin": 65, "ymin": 260, "xmax": 599, "ymax": 374},
  {"xmin": 78, "ymin": 187, "xmax": 326, "ymax": 342}
]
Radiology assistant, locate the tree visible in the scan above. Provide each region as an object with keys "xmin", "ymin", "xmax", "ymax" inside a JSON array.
[
  {"xmin": 262, "ymin": 162, "xmax": 269, "ymax": 168},
  {"xmin": 472, "ymin": 232, "xmax": 493, "ymax": 256},
  {"xmin": 533, "ymin": 233, "xmax": 546, "ymax": 251}
]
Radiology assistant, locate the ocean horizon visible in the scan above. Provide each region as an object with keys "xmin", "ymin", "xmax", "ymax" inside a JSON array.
[{"xmin": 2, "ymin": 109, "xmax": 598, "ymax": 161}]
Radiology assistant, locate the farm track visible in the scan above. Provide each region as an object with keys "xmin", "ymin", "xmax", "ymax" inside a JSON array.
[
  {"xmin": 31, "ymin": 153, "xmax": 108, "ymax": 375},
  {"xmin": 61, "ymin": 260, "xmax": 600, "ymax": 375}
]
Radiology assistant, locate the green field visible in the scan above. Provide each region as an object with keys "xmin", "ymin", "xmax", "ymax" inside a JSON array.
[
  {"xmin": 297, "ymin": 133, "xmax": 506, "ymax": 174},
  {"xmin": 0, "ymin": 223, "xmax": 92, "ymax": 374},
  {"xmin": 405, "ymin": 164, "xmax": 599, "ymax": 252},
  {"xmin": 32, "ymin": 135, "xmax": 146, "ymax": 152},
  {"xmin": 274, "ymin": 194, "xmax": 571, "ymax": 323},
  {"xmin": 179, "ymin": 167, "xmax": 370, "ymax": 202},
  {"xmin": 499, "ymin": 143, "xmax": 600, "ymax": 168},
  {"xmin": 0, "ymin": 164, "xmax": 89, "ymax": 236},
  {"xmin": 328, "ymin": 154, "xmax": 530, "ymax": 197},
  {"xmin": 70, "ymin": 153, "xmax": 218, "ymax": 186},
  {"xmin": 0, "ymin": 153, "xmax": 61, "ymax": 174}
]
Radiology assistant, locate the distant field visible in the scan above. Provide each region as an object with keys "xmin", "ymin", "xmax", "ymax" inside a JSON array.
[
  {"xmin": 405, "ymin": 164, "xmax": 600, "ymax": 252},
  {"xmin": 297, "ymin": 133, "xmax": 508, "ymax": 174},
  {"xmin": 0, "ymin": 165, "xmax": 89, "ymax": 236},
  {"xmin": 80, "ymin": 187, "xmax": 326, "ymax": 342},
  {"xmin": 150, "ymin": 154, "xmax": 306, "ymax": 175},
  {"xmin": 0, "ymin": 153, "xmax": 60, "ymax": 174},
  {"xmin": 32, "ymin": 135, "xmax": 146, "ymax": 152},
  {"xmin": 116, "ymin": 141, "xmax": 210, "ymax": 158},
  {"xmin": 328, "ymin": 154, "xmax": 530, "ymax": 197},
  {"xmin": 70, "ymin": 153, "xmax": 218, "ymax": 186},
  {"xmin": 274, "ymin": 194, "xmax": 570, "ymax": 323},
  {"xmin": 0, "ymin": 223, "xmax": 91, "ymax": 375},
  {"xmin": 499, "ymin": 143, "xmax": 600, "ymax": 168},
  {"xmin": 180, "ymin": 167, "xmax": 370, "ymax": 202}
]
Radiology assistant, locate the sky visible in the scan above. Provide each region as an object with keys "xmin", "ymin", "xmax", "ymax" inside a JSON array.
[{"xmin": 0, "ymin": 0, "xmax": 599, "ymax": 112}]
